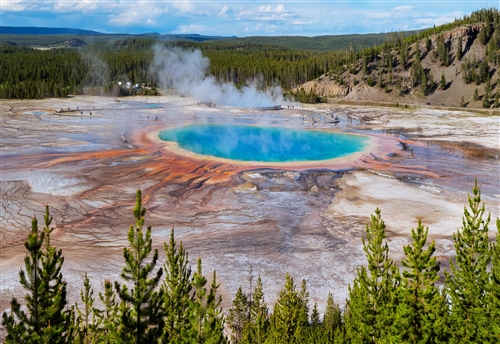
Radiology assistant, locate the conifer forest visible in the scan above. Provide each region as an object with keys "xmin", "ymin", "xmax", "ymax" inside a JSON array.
[
  {"xmin": 2, "ymin": 8, "xmax": 500, "ymax": 107},
  {"xmin": 2, "ymin": 181, "xmax": 500, "ymax": 343}
]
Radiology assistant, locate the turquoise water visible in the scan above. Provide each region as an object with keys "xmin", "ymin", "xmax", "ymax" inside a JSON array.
[
  {"xmin": 26, "ymin": 111, "xmax": 48, "ymax": 115},
  {"xmin": 159, "ymin": 124, "xmax": 368, "ymax": 162},
  {"xmin": 123, "ymin": 102, "xmax": 162, "ymax": 109}
]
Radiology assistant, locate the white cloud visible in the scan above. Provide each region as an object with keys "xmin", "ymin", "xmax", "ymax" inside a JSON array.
[
  {"xmin": 108, "ymin": 3, "xmax": 167, "ymax": 26},
  {"xmin": 365, "ymin": 12, "xmax": 391, "ymax": 19},
  {"xmin": 175, "ymin": 24, "xmax": 212, "ymax": 33},
  {"xmin": 2, "ymin": 0, "xmax": 28, "ymax": 11},
  {"xmin": 258, "ymin": 4, "xmax": 285, "ymax": 13},
  {"xmin": 218, "ymin": 5, "xmax": 230, "ymax": 17},
  {"xmin": 291, "ymin": 20, "xmax": 315, "ymax": 26},
  {"xmin": 414, "ymin": 11, "xmax": 463, "ymax": 27},
  {"xmin": 393, "ymin": 5, "xmax": 414, "ymax": 12},
  {"xmin": 172, "ymin": 1, "xmax": 194, "ymax": 13}
]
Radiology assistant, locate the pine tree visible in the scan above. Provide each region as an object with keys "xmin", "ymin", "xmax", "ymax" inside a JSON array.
[
  {"xmin": 389, "ymin": 219, "xmax": 449, "ymax": 342},
  {"xmin": 114, "ymin": 189, "xmax": 164, "ymax": 343},
  {"xmin": 473, "ymin": 88, "xmax": 479, "ymax": 101},
  {"xmin": 440, "ymin": 72, "xmax": 446, "ymax": 90},
  {"xmin": 487, "ymin": 219, "xmax": 500, "ymax": 340},
  {"xmin": 415, "ymin": 41, "xmax": 421, "ymax": 63},
  {"xmin": 367, "ymin": 75, "xmax": 373, "ymax": 87},
  {"xmin": 323, "ymin": 292, "xmax": 342, "ymax": 343},
  {"xmin": 192, "ymin": 257, "xmax": 207, "ymax": 343},
  {"xmin": 96, "ymin": 280, "xmax": 119, "ymax": 343},
  {"xmin": 420, "ymin": 71, "xmax": 429, "ymax": 95},
  {"xmin": 1, "ymin": 206, "xmax": 73, "ymax": 343},
  {"xmin": 161, "ymin": 228, "xmax": 195, "ymax": 343},
  {"xmin": 227, "ymin": 286, "xmax": 249, "ymax": 343},
  {"xmin": 298, "ymin": 279, "xmax": 310, "ymax": 326},
  {"xmin": 483, "ymin": 88, "xmax": 490, "ymax": 108},
  {"xmin": 203, "ymin": 270, "xmax": 227, "ymax": 344},
  {"xmin": 445, "ymin": 180, "xmax": 492, "ymax": 342},
  {"xmin": 267, "ymin": 274, "xmax": 308, "ymax": 344},
  {"xmin": 242, "ymin": 275, "xmax": 269, "ymax": 344},
  {"xmin": 460, "ymin": 96, "xmax": 466, "ymax": 107},
  {"xmin": 307, "ymin": 303, "xmax": 323, "ymax": 343},
  {"xmin": 74, "ymin": 273, "xmax": 100, "ymax": 344},
  {"xmin": 479, "ymin": 59, "xmax": 490, "ymax": 83},
  {"xmin": 344, "ymin": 208, "xmax": 399, "ymax": 343}
]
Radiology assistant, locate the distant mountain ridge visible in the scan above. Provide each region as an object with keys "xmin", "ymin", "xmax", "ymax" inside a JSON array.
[{"xmin": 0, "ymin": 26, "xmax": 105, "ymax": 35}]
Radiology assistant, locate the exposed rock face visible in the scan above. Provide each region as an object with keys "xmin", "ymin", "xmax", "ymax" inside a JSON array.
[
  {"xmin": 294, "ymin": 23, "xmax": 495, "ymax": 108},
  {"xmin": 295, "ymin": 80, "xmax": 349, "ymax": 97}
]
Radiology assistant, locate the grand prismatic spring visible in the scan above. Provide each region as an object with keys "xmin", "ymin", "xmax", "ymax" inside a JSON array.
[
  {"xmin": 158, "ymin": 124, "xmax": 369, "ymax": 162},
  {"xmin": 1, "ymin": 94, "xmax": 499, "ymax": 312}
]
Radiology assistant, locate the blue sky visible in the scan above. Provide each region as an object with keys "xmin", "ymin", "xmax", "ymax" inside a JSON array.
[{"xmin": 1, "ymin": 1, "xmax": 496, "ymax": 37}]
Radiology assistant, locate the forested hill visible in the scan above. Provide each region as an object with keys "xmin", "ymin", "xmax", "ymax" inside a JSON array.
[
  {"xmin": 218, "ymin": 33, "xmax": 400, "ymax": 51},
  {"xmin": 2, "ymin": 8, "xmax": 500, "ymax": 107},
  {"xmin": 0, "ymin": 26, "xmax": 105, "ymax": 35}
]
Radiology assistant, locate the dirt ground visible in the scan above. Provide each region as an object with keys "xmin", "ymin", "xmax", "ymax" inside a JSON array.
[{"xmin": 1, "ymin": 94, "xmax": 499, "ymax": 315}]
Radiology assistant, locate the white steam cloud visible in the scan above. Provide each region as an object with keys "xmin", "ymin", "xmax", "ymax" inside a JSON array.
[{"xmin": 150, "ymin": 45, "xmax": 286, "ymax": 107}]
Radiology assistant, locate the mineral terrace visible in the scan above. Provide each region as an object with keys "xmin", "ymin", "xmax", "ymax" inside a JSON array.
[{"xmin": 1, "ymin": 94, "xmax": 499, "ymax": 312}]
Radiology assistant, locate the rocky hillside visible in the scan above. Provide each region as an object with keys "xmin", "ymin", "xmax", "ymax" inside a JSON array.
[{"xmin": 296, "ymin": 9, "xmax": 500, "ymax": 109}]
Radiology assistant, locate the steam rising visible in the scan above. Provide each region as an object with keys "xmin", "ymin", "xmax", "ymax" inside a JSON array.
[{"xmin": 150, "ymin": 45, "xmax": 285, "ymax": 107}]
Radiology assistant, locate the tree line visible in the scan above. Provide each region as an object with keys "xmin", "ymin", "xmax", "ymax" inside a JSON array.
[
  {"xmin": 2, "ymin": 180, "xmax": 499, "ymax": 343},
  {"xmin": 1, "ymin": 7, "xmax": 500, "ymax": 103}
]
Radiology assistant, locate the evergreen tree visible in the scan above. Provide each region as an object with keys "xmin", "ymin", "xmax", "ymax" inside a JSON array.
[
  {"xmin": 426, "ymin": 37, "xmax": 432, "ymax": 53},
  {"xmin": 192, "ymin": 257, "xmax": 208, "ymax": 343},
  {"xmin": 307, "ymin": 303, "xmax": 323, "ymax": 343},
  {"xmin": 96, "ymin": 280, "xmax": 119, "ymax": 343},
  {"xmin": 161, "ymin": 229, "xmax": 195, "ymax": 343},
  {"xmin": 440, "ymin": 72, "xmax": 446, "ymax": 90},
  {"xmin": 267, "ymin": 274, "xmax": 308, "ymax": 343},
  {"xmin": 298, "ymin": 279, "xmax": 310, "ymax": 326},
  {"xmin": 411, "ymin": 56, "xmax": 423, "ymax": 87},
  {"xmin": 460, "ymin": 96, "xmax": 466, "ymax": 107},
  {"xmin": 445, "ymin": 180, "xmax": 492, "ymax": 342},
  {"xmin": 390, "ymin": 219, "xmax": 449, "ymax": 343},
  {"xmin": 242, "ymin": 276, "xmax": 269, "ymax": 344},
  {"xmin": 483, "ymin": 88, "xmax": 491, "ymax": 108},
  {"xmin": 479, "ymin": 59, "xmax": 490, "ymax": 83},
  {"xmin": 367, "ymin": 75, "xmax": 373, "ymax": 87},
  {"xmin": 74, "ymin": 273, "xmax": 100, "ymax": 344},
  {"xmin": 114, "ymin": 189, "xmax": 164, "ymax": 343},
  {"xmin": 344, "ymin": 208, "xmax": 399, "ymax": 343},
  {"xmin": 323, "ymin": 292, "xmax": 342, "ymax": 343},
  {"xmin": 487, "ymin": 219, "xmax": 500, "ymax": 340},
  {"xmin": 227, "ymin": 286, "xmax": 249, "ymax": 343},
  {"xmin": 1, "ymin": 206, "xmax": 73, "ymax": 343},
  {"xmin": 415, "ymin": 41, "xmax": 421, "ymax": 63},
  {"xmin": 473, "ymin": 88, "xmax": 479, "ymax": 101},
  {"xmin": 420, "ymin": 71, "xmax": 429, "ymax": 95},
  {"xmin": 494, "ymin": 92, "xmax": 499, "ymax": 108},
  {"xmin": 203, "ymin": 271, "xmax": 227, "ymax": 344}
]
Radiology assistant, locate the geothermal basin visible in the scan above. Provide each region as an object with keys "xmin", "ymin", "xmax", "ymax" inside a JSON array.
[{"xmin": 1, "ymin": 94, "xmax": 499, "ymax": 314}]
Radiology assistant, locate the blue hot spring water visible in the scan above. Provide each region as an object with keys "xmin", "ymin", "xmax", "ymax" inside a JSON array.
[{"xmin": 158, "ymin": 124, "xmax": 368, "ymax": 163}]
